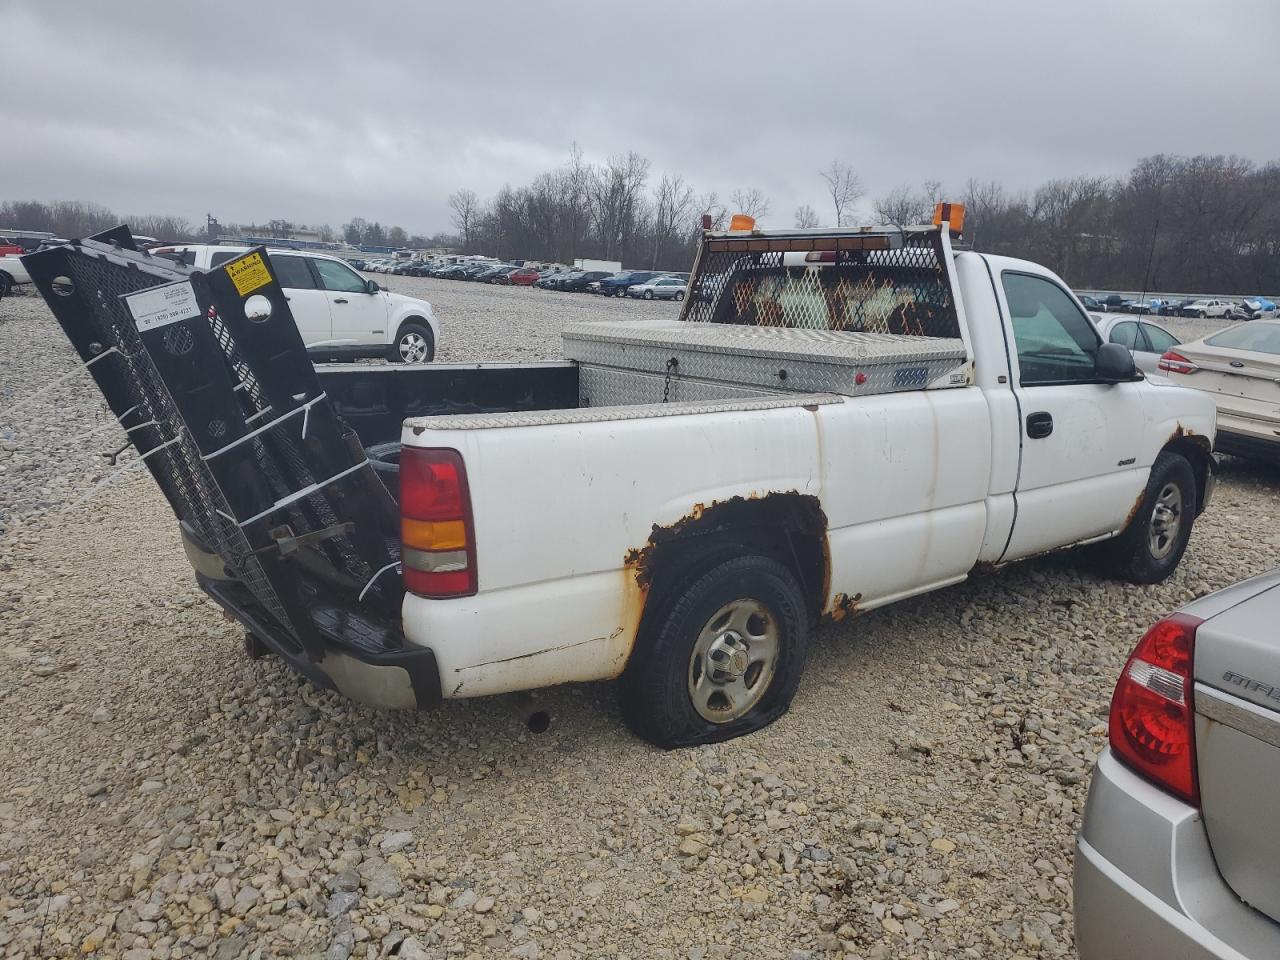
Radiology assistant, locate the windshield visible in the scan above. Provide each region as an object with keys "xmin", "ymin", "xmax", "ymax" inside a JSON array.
[{"xmin": 1204, "ymin": 324, "xmax": 1280, "ymax": 355}]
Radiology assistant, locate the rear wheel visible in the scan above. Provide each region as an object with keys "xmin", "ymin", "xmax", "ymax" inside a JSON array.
[
  {"xmin": 619, "ymin": 554, "xmax": 808, "ymax": 747},
  {"xmin": 390, "ymin": 321, "xmax": 434, "ymax": 364},
  {"xmin": 0, "ymin": 272, "xmax": 12, "ymax": 298},
  {"xmin": 674, "ymin": 291, "xmax": 685, "ymax": 302},
  {"xmin": 1094, "ymin": 451, "xmax": 1197, "ymax": 584}
]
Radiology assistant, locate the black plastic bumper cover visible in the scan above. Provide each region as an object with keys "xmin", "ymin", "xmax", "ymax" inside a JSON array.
[{"xmin": 197, "ymin": 572, "xmax": 441, "ymax": 710}]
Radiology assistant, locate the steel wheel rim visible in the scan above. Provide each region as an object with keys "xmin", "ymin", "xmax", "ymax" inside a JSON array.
[
  {"xmin": 1149, "ymin": 481, "xmax": 1183, "ymax": 559},
  {"xmin": 399, "ymin": 332, "xmax": 428, "ymax": 363},
  {"xmin": 687, "ymin": 599, "xmax": 779, "ymax": 724}
]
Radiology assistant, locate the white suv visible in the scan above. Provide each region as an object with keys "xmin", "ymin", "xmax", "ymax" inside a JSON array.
[{"xmin": 154, "ymin": 245, "xmax": 440, "ymax": 362}]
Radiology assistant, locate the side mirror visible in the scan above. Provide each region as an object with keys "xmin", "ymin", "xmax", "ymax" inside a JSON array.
[
  {"xmin": 365, "ymin": 279, "xmax": 379, "ymax": 294},
  {"xmin": 1095, "ymin": 341, "xmax": 1137, "ymax": 382}
]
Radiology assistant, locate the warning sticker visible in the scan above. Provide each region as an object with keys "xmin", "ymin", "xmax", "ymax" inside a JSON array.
[
  {"xmin": 225, "ymin": 252, "xmax": 272, "ymax": 296},
  {"xmin": 124, "ymin": 281, "xmax": 200, "ymax": 332}
]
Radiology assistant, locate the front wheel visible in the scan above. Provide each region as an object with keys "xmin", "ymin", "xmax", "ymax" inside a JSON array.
[
  {"xmin": 1094, "ymin": 451, "xmax": 1197, "ymax": 584},
  {"xmin": 390, "ymin": 321, "xmax": 435, "ymax": 364},
  {"xmin": 674, "ymin": 291, "xmax": 685, "ymax": 302},
  {"xmin": 619, "ymin": 554, "xmax": 808, "ymax": 747},
  {"xmin": 643, "ymin": 290, "xmax": 654, "ymax": 300}
]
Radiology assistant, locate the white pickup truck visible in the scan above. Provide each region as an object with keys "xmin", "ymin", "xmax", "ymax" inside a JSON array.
[{"xmin": 32, "ymin": 217, "xmax": 1218, "ymax": 747}]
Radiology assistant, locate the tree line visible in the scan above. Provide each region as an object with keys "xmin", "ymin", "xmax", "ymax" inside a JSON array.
[{"xmin": 6, "ymin": 150, "xmax": 1278, "ymax": 293}]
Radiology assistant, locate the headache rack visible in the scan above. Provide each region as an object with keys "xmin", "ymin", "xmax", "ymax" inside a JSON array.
[
  {"xmin": 565, "ymin": 223, "xmax": 972, "ymax": 400},
  {"xmin": 23, "ymin": 227, "xmax": 403, "ymax": 664}
]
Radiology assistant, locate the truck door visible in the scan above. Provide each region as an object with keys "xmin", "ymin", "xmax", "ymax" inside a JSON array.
[{"xmin": 995, "ymin": 269, "xmax": 1148, "ymax": 561}]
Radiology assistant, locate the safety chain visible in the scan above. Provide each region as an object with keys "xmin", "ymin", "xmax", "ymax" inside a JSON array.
[{"xmin": 662, "ymin": 356, "xmax": 679, "ymax": 403}]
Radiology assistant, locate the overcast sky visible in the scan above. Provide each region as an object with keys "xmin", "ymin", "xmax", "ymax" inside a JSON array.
[{"xmin": 4, "ymin": 0, "xmax": 1278, "ymax": 235}]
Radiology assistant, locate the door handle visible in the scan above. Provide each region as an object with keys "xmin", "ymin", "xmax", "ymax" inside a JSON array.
[
  {"xmin": 1026, "ymin": 411, "xmax": 1054, "ymax": 439},
  {"xmin": 333, "ymin": 298, "xmax": 348, "ymax": 304}
]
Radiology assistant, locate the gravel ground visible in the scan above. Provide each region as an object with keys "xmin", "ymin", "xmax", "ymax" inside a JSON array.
[{"xmin": 1, "ymin": 281, "xmax": 1277, "ymax": 960}]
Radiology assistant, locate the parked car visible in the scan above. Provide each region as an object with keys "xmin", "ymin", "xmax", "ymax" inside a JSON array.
[
  {"xmin": 0, "ymin": 254, "xmax": 31, "ymax": 296},
  {"xmin": 1128, "ymin": 298, "xmax": 1165, "ymax": 315},
  {"xmin": 559, "ymin": 270, "xmax": 612, "ymax": 292},
  {"xmin": 507, "ymin": 267, "xmax": 541, "ymax": 286},
  {"xmin": 477, "ymin": 264, "xmax": 516, "ymax": 283},
  {"xmin": 535, "ymin": 269, "xmax": 576, "ymax": 289},
  {"xmin": 112, "ymin": 216, "xmax": 1218, "ymax": 748},
  {"xmin": 627, "ymin": 277, "xmax": 688, "ymax": 301},
  {"xmin": 1094, "ymin": 314, "xmax": 1181, "ymax": 374},
  {"xmin": 1158, "ymin": 319, "xmax": 1280, "ymax": 462},
  {"xmin": 598, "ymin": 270, "xmax": 661, "ymax": 297},
  {"xmin": 1075, "ymin": 570, "xmax": 1280, "ymax": 960},
  {"xmin": 153, "ymin": 244, "xmax": 440, "ymax": 363},
  {"xmin": 1158, "ymin": 297, "xmax": 1195, "ymax": 316},
  {"xmin": 1185, "ymin": 298, "xmax": 1237, "ymax": 319},
  {"xmin": 1224, "ymin": 301, "xmax": 1254, "ymax": 322},
  {"xmin": 1243, "ymin": 297, "xmax": 1277, "ymax": 319},
  {"xmin": 1101, "ymin": 294, "xmax": 1134, "ymax": 313},
  {"xmin": 1078, "ymin": 294, "xmax": 1104, "ymax": 311}
]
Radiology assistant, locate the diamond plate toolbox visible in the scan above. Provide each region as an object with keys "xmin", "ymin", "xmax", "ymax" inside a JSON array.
[{"xmin": 563, "ymin": 320, "xmax": 969, "ymax": 398}]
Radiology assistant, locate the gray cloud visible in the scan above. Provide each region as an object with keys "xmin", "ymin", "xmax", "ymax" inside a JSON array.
[{"xmin": 3, "ymin": 0, "xmax": 1277, "ymax": 233}]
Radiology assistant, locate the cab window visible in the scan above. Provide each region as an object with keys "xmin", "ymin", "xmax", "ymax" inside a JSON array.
[
  {"xmin": 210, "ymin": 250, "xmax": 239, "ymax": 267},
  {"xmin": 313, "ymin": 258, "xmax": 368, "ymax": 293},
  {"xmin": 270, "ymin": 255, "xmax": 316, "ymax": 290},
  {"xmin": 1002, "ymin": 272, "xmax": 1100, "ymax": 386}
]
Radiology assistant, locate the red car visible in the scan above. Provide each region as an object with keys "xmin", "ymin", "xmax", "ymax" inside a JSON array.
[
  {"xmin": 0, "ymin": 241, "xmax": 25, "ymax": 257},
  {"xmin": 507, "ymin": 267, "xmax": 540, "ymax": 286}
]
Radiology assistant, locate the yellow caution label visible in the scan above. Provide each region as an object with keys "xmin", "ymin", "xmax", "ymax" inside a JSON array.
[{"xmin": 226, "ymin": 252, "xmax": 272, "ymax": 296}]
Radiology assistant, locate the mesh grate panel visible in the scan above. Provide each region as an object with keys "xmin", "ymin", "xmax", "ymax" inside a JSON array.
[
  {"xmin": 60, "ymin": 253, "xmax": 295, "ymax": 635},
  {"xmin": 682, "ymin": 233, "xmax": 959, "ymax": 339}
]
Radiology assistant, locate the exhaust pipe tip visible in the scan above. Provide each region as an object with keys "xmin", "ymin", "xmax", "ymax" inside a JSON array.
[{"xmin": 526, "ymin": 710, "xmax": 551, "ymax": 734}]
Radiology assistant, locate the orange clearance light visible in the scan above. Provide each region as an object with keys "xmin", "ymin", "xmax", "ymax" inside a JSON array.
[
  {"xmin": 932, "ymin": 202, "xmax": 966, "ymax": 234},
  {"xmin": 728, "ymin": 214, "xmax": 756, "ymax": 232}
]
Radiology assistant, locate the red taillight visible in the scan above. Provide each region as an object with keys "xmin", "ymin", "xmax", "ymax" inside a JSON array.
[
  {"xmin": 1108, "ymin": 612, "xmax": 1202, "ymax": 805},
  {"xmin": 399, "ymin": 447, "xmax": 476, "ymax": 598},
  {"xmin": 1158, "ymin": 351, "xmax": 1199, "ymax": 375}
]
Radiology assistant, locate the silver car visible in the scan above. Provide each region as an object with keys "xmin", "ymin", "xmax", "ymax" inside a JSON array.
[
  {"xmin": 1092, "ymin": 313, "xmax": 1182, "ymax": 375},
  {"xmin": 1075, "ymin": 569, "xmax": 1280, "ymax": 959}
]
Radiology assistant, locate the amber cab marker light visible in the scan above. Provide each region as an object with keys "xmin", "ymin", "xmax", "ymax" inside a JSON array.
[
  {"xmin": 728, "ymin": 214, "xmax": 756, "ymax": 232},
  {"xmin": 932, "ymin": 202, "xmax": 966, "ymax": 235}
]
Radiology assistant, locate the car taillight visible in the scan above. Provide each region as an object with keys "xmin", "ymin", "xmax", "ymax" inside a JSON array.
[
  {"xmin": 1158, "ymin": 351, "xmax": 1199, "ymax": 375},
  {"xmin": 400, "ymin": 447, "xmax": 476, "ymax": 598},
  {"xmin": 1108, "ymin": 612, "xmax": 1202, "ymax": 805}
]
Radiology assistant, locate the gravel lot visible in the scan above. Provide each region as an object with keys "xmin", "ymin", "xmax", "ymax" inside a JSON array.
[{"xmin": 1, "ymin": 280, "xmax": 1277, "ymax": 960}]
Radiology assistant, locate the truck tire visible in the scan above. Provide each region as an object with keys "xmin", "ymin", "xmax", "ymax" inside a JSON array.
[
  {"xmin": 619, "ymin": 554, "xmax": 808, "ymax": 748},
  {"xmin": 0, "ymin": 272, "xmax": 12, "ymax": 298},
  {"xmin": 390, "ymin": 321, "xmax": 434, "ymax": 364},
  {"xmin": 1096, "ymin": 451, "xmax": 1197, "ymax": 584}
]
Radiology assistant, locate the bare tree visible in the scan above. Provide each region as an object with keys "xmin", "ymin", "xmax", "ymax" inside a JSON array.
[
  {"xmin": 588, "ymin": 151, "xmax": 650, "ymax": 260},
  {"xmin": 873, "ymin": 181, "xmax": 947, "ymax": 229},
  {"xmin": 819, "ymin": 160, "xmax": 864, "ymax": 227},
  {"xmin": 449, "ymin": 189, "xmax": 479, "ymax": 251},
  {"xmin": 387, "ymin": 225, "xmax": 409, "ymax": 247},
  {"xmin": 793, "ymin": 204, "xmax": 820, "ymax": 229},
  {"xmin": 729, "ymin": 187, "xmax": 771, "ymax": 220},
  {"xmin": 651, "ymin": 173, "xmax": 695, "ymax": 267}
]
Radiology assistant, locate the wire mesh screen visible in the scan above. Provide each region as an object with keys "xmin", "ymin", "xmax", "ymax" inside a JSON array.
[
  {"xmin": 58, "ymin": 252, "xmax": 297, "ymax": 637},
  {"xmin": 682, "ymin": 232, "xmax": 959, "ymax": 339}
]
